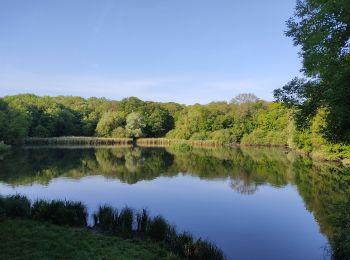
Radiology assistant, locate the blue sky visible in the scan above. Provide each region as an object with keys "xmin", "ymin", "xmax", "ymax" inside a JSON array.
[{"xmin": 0, "ymin": 0, "xmax": 301, "ymax": 104}]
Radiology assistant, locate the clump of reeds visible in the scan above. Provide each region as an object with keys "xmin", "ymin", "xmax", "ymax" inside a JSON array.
[
  {"xmin": 147, "ymin": 215, "xmax": 170, "ymax": 241},
  {"xmin": 93, "ymin": 205, "xmax": 118, "ymax": 233},
  {"xmin": 0, "ymin": 195, "xmax": 31, "ymax": 219},
  {"xmin": 136, "ymin": 208, "xmax": 149, "ymax": 234},
  {"xmin": 93, "ymin": 206, "xmax": 134, "ymax": 237},
  {"xmin": 31, "ymin": 199, "xmax": 87, "ymax": 227},
  {"xmin": 118, "ymin": 206, "xmax": 134, "ymax": 236}
]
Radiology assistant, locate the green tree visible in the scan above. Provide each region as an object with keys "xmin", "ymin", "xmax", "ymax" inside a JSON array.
[
  {"xmin": 144, "ymin": 107, "xmax": 174, "ymax": 137},
  {"xmin": 125, "ymin": 112, "xmax": 145, "ymax": 138},
  {"xmin": 275, "ymin": 0, "xmax": 350, "ymax": 142},
  {"xmin": 95, "ymin": 111, "xmax": 126, "ymax": 137}
]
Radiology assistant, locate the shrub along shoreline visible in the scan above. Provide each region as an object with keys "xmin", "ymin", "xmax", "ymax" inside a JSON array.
[{"xmin": 0, "ymin": 195, "xmax": 224, "ymax": 260}]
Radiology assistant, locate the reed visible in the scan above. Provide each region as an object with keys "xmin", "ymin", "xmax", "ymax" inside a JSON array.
[
  {"xmin": 1, "ymin": 195, "xmax": 31, "ymax": 219},
  {"xmin": 23, "ymin": 136, "xmax": 133, "ymax": 146},
  {"xmin": 147, "ymin": 215, "xmax": 170, "ymax": 241},
  {"xmin": 31, "ymin": 200, "xmax": 87, "ymax": 227},
  {"xmin": 136, "ymin": 209, "xmax": 150, "ymax": 234},
  {"xmin": 93, "ymin": 205, "xmax": 118, "ymax": 233},
  {"xmin": 118, "ymin": 206, "xmax": 134, "ymax": 236}
]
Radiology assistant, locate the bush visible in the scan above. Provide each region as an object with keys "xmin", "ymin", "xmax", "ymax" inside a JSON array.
[
  {"xmin": 2, "ymin": 195, "xmax": 31, "ymax": 218},
  {"xmin": 32, "ymin": 200, "xmax": 87, "ymax": 227},
  {"xmin": 209, "ymin": 129, "xmax": 236, "ymax": 144}
]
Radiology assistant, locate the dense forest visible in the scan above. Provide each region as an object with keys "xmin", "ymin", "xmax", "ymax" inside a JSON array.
[{"xmin": 0, "ymin": 92, "xmax": 349, "ymax": 164}]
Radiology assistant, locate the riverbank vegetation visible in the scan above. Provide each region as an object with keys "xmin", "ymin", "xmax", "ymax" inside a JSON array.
[
  {"xmin": 0, "ymin": 195, "xmax": 224, "ymax": 260},
  {"xmin": 0, "ymin": 94, "xmax": 348, "ymax": 165}
]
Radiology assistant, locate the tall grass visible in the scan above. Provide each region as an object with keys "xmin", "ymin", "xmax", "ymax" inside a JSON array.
[
  {"xmin": 118, "ymin": 206, "xmax": 134, "ymax": 236},
  {"xmin": 136, "ymin": 209, "xmax": 149, "ymax": 234},
  {"xmin": 0, "ymin": 195, "xmax": 31, "ymax": 219},
  {"xmin": 24, "ymin": 136, "xmax": 133, "ymax": 146},
  {"xmin": 31, "ymin": 200, "xmax": 87, "ymax": 227},
  {"xmin": 93, "ymin": 205, "xmax": 118, "ymax": 233},
  {"xmin": 0, "ymin": 195, "xmax": 225, "ymax": 259}
]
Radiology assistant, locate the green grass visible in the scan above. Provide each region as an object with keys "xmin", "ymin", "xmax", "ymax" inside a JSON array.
[{"xmin": 0, "ymin": 219, "xmax": 178, "ymax": 260}]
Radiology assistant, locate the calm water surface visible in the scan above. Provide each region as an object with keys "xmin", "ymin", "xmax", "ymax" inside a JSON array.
[{"xmin": 1, "ymin": 146, "xmax": 349, "ymax": 260}]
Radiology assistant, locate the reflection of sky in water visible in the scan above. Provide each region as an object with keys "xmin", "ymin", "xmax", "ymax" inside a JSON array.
[{"xmin": 0, "ymin": 174, "xmax": 329, "ymax": 260}]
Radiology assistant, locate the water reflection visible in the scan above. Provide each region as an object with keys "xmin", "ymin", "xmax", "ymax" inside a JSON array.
[
  {"xmin": 0, "ymin": 146, "xmax": 349, "ymax": 259},
  {"xmin": 0, "ymin": 147, "xmax": 296, "ymax": 190}
]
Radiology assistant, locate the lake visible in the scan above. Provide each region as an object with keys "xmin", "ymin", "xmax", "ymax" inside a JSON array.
[{"xmin": 1, "ymin": 146, "xmax": 349, "ymax": 259}]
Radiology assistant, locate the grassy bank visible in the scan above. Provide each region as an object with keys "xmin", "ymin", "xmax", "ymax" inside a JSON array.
[
  {"xmin": 0, "ymin": 195, "xmax": 224, "ymax": 260},
  {"xmin": 0, "ymin": 219, "xmax": 175, "ymax": 260}
]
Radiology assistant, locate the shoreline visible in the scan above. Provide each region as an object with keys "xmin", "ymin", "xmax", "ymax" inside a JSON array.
[{"xmin": 21, "ymin": 136, "xmax": 349, "ymax": 167}]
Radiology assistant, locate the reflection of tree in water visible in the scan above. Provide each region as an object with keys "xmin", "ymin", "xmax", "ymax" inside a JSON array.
[
  {"xmin": 124, "ymin": 148, "xmax": 144, "ymax": 173},
  {"xmin": 230, "ymin": 178, "xmax": 258, "ymax": 195},
  {"xmin": 1, "ymin": 146, "xmax": 350, "ymax": 257}
]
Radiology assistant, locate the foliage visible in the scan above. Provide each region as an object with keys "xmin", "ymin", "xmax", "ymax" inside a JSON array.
[
  {"xmin": 126, "ymin": 112, "xmax": 146, "ymax": 138},
  {"xmin": 274, "ymin": 0, "xmax": 350, "ymax": 143},
  {"xmin": 0, "ymin": 95, "xmax": 179, "ymax": 144},
  {"xmin": 1, "ymin": 92, "xmax": 350, "ymax": 162},
  {"xmin": 241, "ymin": 103, "xmax": 291, "ymax": 146},
  {"xmin": 96, "ymin": 111, "xmax": 126, "ymax": 137}
]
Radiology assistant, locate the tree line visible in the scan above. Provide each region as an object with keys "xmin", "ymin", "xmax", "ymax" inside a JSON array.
[{"xmin": 0, "ymin": 92, "xmax": 349, "ymax": 162}]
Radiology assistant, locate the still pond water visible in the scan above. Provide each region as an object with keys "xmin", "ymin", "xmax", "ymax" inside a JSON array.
[{"xmin": 1, "ymin": 146, "xmax": 349, "ymax": 259}]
